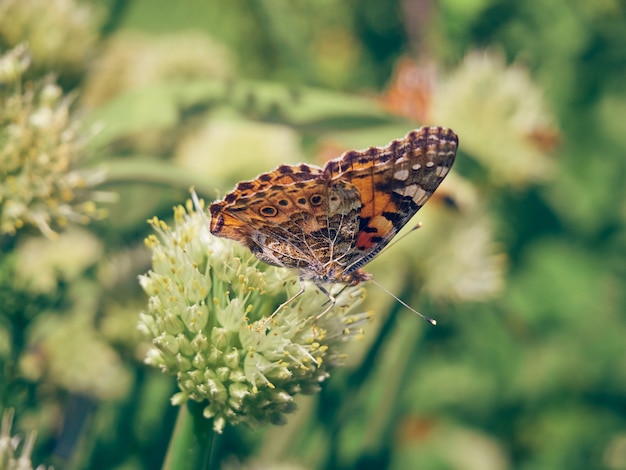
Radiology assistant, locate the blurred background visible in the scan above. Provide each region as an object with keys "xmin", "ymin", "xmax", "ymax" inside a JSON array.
[{"xmin": 0, "ymin": 0, "xmax": 625, "ymax": 469}]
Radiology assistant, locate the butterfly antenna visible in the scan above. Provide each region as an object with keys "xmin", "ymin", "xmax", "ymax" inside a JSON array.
[{"xmin": 369, "ymin": 278, "xmax": 437, "ymax": 326}]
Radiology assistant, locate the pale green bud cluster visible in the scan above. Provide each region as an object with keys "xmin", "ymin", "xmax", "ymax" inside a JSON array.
[
  {"xmin": 138, "ymin": 200, "xmax": 370, "ymax": 433},
  {"xmin": 0, "ymin": 0, "xmax": 103, "ymax": 75},
  {"xmin": 0, "ymin": 45, "xmax": 108, "ymax": 238}
]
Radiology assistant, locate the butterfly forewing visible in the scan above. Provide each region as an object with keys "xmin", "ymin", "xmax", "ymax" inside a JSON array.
[{"xmin": 321, "ymin": 127, "xmax": 458, "ymax": 275}]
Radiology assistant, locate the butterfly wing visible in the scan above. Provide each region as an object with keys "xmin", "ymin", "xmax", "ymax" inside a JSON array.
[
  {"xmin": 210, "ymin": 127, "xmax": 458, "ymax": 284},
  {"xmin": 210, "ymin": 163, "xmax": 320, "ymax": 246},
  {"xmin": 209, "ymin": 163, "xmax": 362, "ymax": 276},
  {"xmin": 322, "ymin": 126, "xmax": 458, "ymax": 275}
]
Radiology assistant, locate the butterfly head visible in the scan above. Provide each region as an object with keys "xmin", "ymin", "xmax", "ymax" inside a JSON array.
[
  {"xmin": 299, "ymin": 263, "xmax": 371, "ymax": 287},
  {"xmin": 341, "ymin": 269, "xmax": 372, "ymax": 286}
]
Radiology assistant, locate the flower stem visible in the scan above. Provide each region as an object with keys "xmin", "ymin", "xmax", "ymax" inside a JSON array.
[{"xmin": 162, "ymin": 401, "xmax": 218, "ymax": 470}]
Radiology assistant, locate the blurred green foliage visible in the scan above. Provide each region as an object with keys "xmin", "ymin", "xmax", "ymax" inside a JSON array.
[{"xmin": 0, "ymin": 0, "xmax": 624, "ymax": 469}]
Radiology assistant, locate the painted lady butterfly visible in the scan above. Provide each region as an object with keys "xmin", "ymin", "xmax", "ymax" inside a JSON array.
[{"xmin": 209, "ymin": 126, "xmax": 458, "ymax": 320}]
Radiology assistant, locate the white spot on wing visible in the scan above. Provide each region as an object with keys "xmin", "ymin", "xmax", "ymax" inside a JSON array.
[
  {"xmin": 412, "ymin": 163, "xmax": 421, "ymax": 171},
  {"xmin": 393, "ymin": 169, "xmax": 409, "ymax": 181}
]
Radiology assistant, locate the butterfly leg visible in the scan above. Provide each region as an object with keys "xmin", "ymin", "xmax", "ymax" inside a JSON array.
[
  {"xmin": 312, "ymin": 284, "xmax": 338, "ymax": 321},
  {"xmin": 263, "ymin": 277, "xmax": 306, "ymax": 327}
]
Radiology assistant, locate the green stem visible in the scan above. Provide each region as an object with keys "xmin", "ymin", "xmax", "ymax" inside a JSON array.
[{"xmin": 162, "ymin": 402, "xmax": 218, "ymax": 470}]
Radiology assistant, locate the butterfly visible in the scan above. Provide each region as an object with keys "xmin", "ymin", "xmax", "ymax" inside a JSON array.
[{"xmin": 209, "ymin": 126, "xmax": 458, "ymax": 321}]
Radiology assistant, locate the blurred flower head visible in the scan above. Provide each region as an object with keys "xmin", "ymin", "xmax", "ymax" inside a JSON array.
[
  {"xmin": 394, "ymin": 418, "xmax": 509, "ymax": 470},
  {"xmin": 0, "ymin": 0, "xmax": 103, "ymax": 76},
  {"xmin": 174, "ymin": 118, "xmax": 305, "ymax": 186},
  {"xmin": 14, "ymin": 227, "xmax": 103, "ymax": 293},
  {"xmin": 433, "ymin": 51, "xmax": 558, "ymax": 187},
  {"xmin": 19, "ymin": 306, "xmax": 133, "ymax": 401},
  {"xmin": 0, "ymin": 45, "xmax": 108, "ymax": 238},
  {"xmin": 82, "ymin": 30, "xmax": 234, "ymax": 108},
  {"xmin": 369, "ymin": 173, "xmax": 505, "ymax": 303},
  {"xmin": 138, "ymin": 199, "xmax": 369, "ymax": 433},
  {"xmin": 417, "ymin": 175, "xmax": 505, "ymax": 301},
  {"xmin": 384, "ymin": 52, "xmax": 559, "ymax": 188}
]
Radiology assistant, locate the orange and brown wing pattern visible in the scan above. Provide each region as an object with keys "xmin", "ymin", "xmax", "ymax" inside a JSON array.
[
  {"xmin": 209, "ymin": 163, "xmax": 362, "ymax": 274},
  {"xmin": 209, "ymin": 126, "xmax": 458, "ymax": 285},
  {"xmin": 322, "ymin": 126, "xmax": 458, "ymax": 274},
  {"xmin": 209, "ymin": 163, "xmax": 323, "ymax": 244}
]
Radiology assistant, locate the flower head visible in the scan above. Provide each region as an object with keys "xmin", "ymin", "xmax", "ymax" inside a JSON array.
[
  {"xmin": 383, "ymin": 52, "xmax": 559, "ymax": 188},
  {"xmin": 431, "ymin": 51, "xmax": 558, "ymax": 187},
  {"xmin": 82, "ymin": 30, "xmax": 234, "ymax": 108},
  {"xmin": 174, "ymin": 119, "xmax": 305, "ymax": 187},
  {"xmin": 138, "ymin": 198, "xmax": 369, "ymax": 433},
  {"xmin": 366, "ymin": 173, "xmax": 505, "ymax": 303},
  {"xmin": 19, "ymin": 308, "xmax": 132, "ymax": 401},
  {"xmin": 14, "ymin": 227, "xmax": 103, "ymax": 293},
  {"xmin": 0, "ymin": 45, "xmax": 108, "ymax": 238},
  {"xmin": 0, "ymin": 0, "xmax": 103, "ymax": 76}
]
